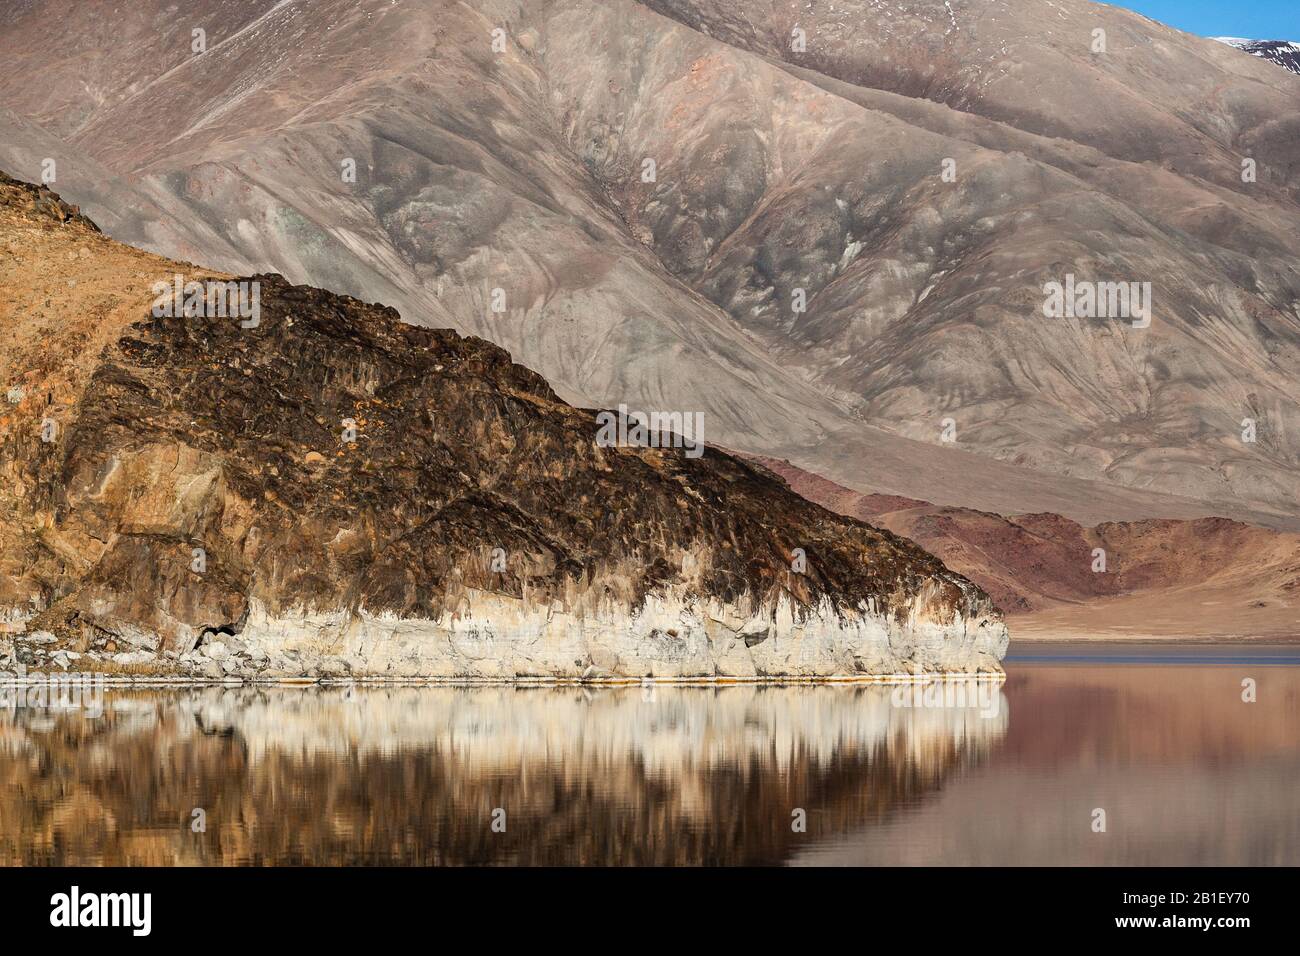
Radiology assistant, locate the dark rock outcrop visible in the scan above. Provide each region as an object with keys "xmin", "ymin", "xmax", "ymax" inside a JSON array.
[
  {"xmin": 0, "ymin": 176, "xmax": 1006, "ymax": 678},
  {"xmin": 0, "ymin": 170, "xmax": 99, "ymax": 231}
]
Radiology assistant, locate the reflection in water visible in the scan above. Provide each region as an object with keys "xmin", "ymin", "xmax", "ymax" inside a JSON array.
[
  {"xmin": 3, "ymin": 658, "xmax": 1296, "ymax": 866},
  {"xmin": 0, "ymin": 682, "xmax": 1004, "ymax": 866},
  {"xmin": 796, "ymin": 659, "xmax": 1300, "ymax": 866}
]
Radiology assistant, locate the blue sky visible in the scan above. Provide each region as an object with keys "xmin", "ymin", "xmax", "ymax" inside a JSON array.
[{"xmin": 1109, "ymin": 1, "xmax": 1300, "ymax": 40}]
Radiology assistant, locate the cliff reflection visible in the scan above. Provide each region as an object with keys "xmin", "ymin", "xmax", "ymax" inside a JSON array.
[{"xmin": 0, "ymin": 682, "xmax": 1005, "ymax": 865}]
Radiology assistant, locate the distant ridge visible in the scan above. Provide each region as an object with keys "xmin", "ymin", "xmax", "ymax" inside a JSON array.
[{"xmin": 1213, "ymin": 37, "xmax": 1300, "ymax": 74}]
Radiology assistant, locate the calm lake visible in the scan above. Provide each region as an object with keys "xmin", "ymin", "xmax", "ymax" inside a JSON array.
[{"xmin": 2, "ymin": 642, "xmax": 1296, "ymax": 865}]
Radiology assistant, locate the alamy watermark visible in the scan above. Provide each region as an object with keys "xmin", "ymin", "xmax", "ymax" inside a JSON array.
[
  {"xmin": 891, "ymin": 678, "xmax": 1002, "ymax": 719},
  {"xmin": 595, "ymin": 404, "xmax": 705, "ymax": 458},
  {"xmin": 0, "ymin": 672, "xmax": 105, "ymax": 718},
  {"xmin": 1042, "ymin": 274, "xmax": 1151, "ymax": 328},
  {"xmin": 50, "ymin": 886, "xmax": 150, "ymax": 936},
  {"xmin": 151, "ymin": 274, "xmax": 261, "ymax": 328}
]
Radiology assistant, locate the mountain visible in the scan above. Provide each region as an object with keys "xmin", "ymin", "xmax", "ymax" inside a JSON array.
[
  {"xmin": 1214, "ymin": 38, "xmax": 1300, "ymax": 75},
  {"xmin": 747, "ymin": 454, "xmax": 1300, "ymax": 640},
  {"xmin": 1, "ymin": 0, "xmax": 1297, "ymax": 531},
  {"xmin": 0, "ymin": 172, "xmax": 1007, "ymax": 679}
]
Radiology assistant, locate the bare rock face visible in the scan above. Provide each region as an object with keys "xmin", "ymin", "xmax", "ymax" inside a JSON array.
[
  {"xmin": 0, "ymin": 171, "xmax": 98, "ymax": 231},
  {"xmin": 0, "ymin": 175, "xmax": 1006, "ymax": 679}
]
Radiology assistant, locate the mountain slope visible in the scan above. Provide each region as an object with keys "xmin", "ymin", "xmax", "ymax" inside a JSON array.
[
  {"xmin": 749, "ymin": 454, "xmax": 1300, "ymax": 639},
  {"xmin": 1, "ymin": 0, "xmax": 1297, "ymax": 525},
  {"xmin": 0, "ymin": 172, "xmax": 1006, "ymax": 678}
]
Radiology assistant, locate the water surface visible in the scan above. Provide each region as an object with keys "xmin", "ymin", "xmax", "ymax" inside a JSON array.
[{"xmin": 2, "ymin": 644, "xmax": 1296, "ymax": 865}]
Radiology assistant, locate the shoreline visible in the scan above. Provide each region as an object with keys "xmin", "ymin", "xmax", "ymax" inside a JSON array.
[
  {"xmin": 0, "ymin": 671, "xmax": 1007, "ymax": 687},
  {"xmin": 1007, "ymin": 633, "xmax": 1300, "ymax": 644}
]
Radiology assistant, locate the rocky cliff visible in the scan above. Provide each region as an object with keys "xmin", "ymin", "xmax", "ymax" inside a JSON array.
[{"xmin": 0, "ymin": 173, "xmax": 1006, "ymax": 680}]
